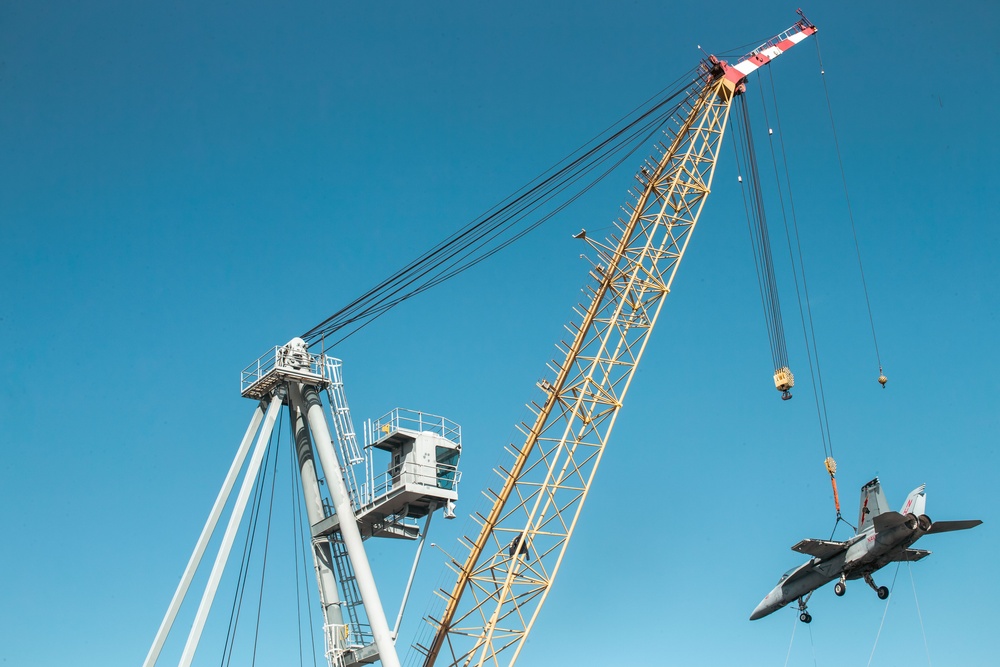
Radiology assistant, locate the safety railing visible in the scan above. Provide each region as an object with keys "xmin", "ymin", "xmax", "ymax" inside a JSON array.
[
  {"xmin": 240, "ymin": 343, "xmax": 326, "ymax": 395},
  {"xmin": 366, "ymin": 460, "xmax": 462, "ymax": 499},
  {"xmin": 739, "ymin": 17, "xmax": 812, "ymax": 63},
  {"xmin": 365, "ymin": 408, "xmax": 462, "ymax": 447}
]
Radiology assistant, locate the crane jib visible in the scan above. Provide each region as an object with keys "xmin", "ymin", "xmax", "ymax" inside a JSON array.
[
  {"xmin": 719, "ymin": 19, "xmax": 817, "ymax": 95},
  {"xmin": 420, "ymin": 15, "xmax": 816, "ymax": 667}
]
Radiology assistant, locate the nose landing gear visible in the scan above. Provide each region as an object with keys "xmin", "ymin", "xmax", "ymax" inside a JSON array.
[{"xmin": 796, "ymin": 593, "xmax": 813, "ymax": 623}]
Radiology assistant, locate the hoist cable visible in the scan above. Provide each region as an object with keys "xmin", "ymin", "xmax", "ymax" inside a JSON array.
[
  {"xmin": 220, "ymin": 411, "xmax": 283, "ymax": 667},
  {"xmin": 321, "ymin": 113, "xmax": 672, "ymax": 349},
  {"xmin": 220, "ymin": 455, "xmax": 265, "ymax": 665},
  {"xmin": 249, "ymin": 421, "xmax": 283, "ymax": 665},
  {"xmin": 909, "ymin": 564, "xmax": 933, "ymax": 667},
  {"xmin": 814, "ymin": 36, "xmax": 884, "ymax": 377},
  {"xmin": 743, "ymin": 97, "xmax": 789, "ymax": 369},
  {"xmin": 732, "ymin": 96, "xmax": 790, "ymax": 377},
  {"xmin": 758, "ymin": 68, "xmax": 835, "ymax": 459},
  {"xmin": 300, "ymin": 68, "xmax": 705, "ymax": 349},
  {"xmin": 783, "ymin": 613, "xmax": 797, "ymax": 667},
  {"xmin": 303, "ymin": 79, "xmax": 699, "ymax": 346},
  {"xmin": 866, "ymin": 563, "xmax": 901, "ymax": 667},
  {"xmin": 221, "ymin": 427, "xmax": 273, "ymax": 666}
]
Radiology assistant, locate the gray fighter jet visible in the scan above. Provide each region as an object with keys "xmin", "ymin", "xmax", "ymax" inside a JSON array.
[{"xmin": 750, "ymin": 477, "xmax": 981, "ymax": 623}]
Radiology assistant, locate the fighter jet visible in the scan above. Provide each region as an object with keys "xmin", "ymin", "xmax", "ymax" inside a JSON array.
[{"xmin": 750, "ymin": 477, "xmax": 981, "ymax": 623}]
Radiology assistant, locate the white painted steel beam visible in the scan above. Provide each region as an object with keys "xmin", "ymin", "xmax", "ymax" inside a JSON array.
[
  {"xmin": 178, "ymin": 392, "xmax": 283, "ymax": 667},
  {"xmin": 298, "ymin": 383, "xmax": 402, "ymax": 667},
  {"xmin": 142, "ymin": 401, "xmax": 267, "ymax": 667}
]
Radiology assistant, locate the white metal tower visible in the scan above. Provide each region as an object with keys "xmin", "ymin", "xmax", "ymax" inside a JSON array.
[{"xmin": 144, "ymin": 338, "xmax": 462, "ymax": 667}]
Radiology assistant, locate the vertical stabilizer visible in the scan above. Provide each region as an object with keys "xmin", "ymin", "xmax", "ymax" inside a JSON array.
[
  {"xmin": 858, "ymin": 478, "xmax": 889, "ymax": 534},
  {"xmin": 900, "ymin": 484, "xmax": 927, "ymax": 516}
]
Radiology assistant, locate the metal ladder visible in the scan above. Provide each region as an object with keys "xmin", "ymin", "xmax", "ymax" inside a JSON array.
[
  {"xmin": 323, "ymin": 356, "xmax": 369, "ymax": 510},
  {"xmin": 328, "ymin": 530, "xmax": 373, "ymax": 649}
]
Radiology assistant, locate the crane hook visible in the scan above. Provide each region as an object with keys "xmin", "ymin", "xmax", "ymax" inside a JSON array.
[{"xmin": 878, "ymin": 366, "xmax": 887, "ymax": 388}]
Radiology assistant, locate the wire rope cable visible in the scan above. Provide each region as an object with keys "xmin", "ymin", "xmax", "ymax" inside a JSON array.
[
  {"xmin": 813, "ymin": 35, "xmax": 885, "ymax": 382},
  {"xmin": 220, "ymin": 410, "xmax": 283, "ymax": 667},
  {"xmin": 250, "ymin": 423, "xmax": 284, "ymax": 666},
  {"xmin": 221, "ymin": 425, "xmax": 274, "ymax": 666},
  {"xmin": 732, "ymin": 94, "xmax": 792, "ymax": 386},
  {"xmin": 757, "ymin": 69, "xmax": 837, "ymax": 463},
  {"xmin": 783, "ymin": 613, "xmax": 798, "ymax": 667},
  {"xmin": 909, "ymin": 563, "xmax": 933, "ymax": 667},
  {"xmin": 867, "ymin": 563, "xmax": 902, "ymax": 667},
  {"xmin": 300, "ymin": 68, "xmax": 706, "ymax": 349},
  {"xmin": 807, "ymin": 620, "xmax": 818, "ymax": 667}
]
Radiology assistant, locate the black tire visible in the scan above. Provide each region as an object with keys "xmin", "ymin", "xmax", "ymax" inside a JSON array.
[
  {"xmin": 877, "ymin": 586, "xmax": 889, "ymax": 600},
  {"xmin": 834, "ymin": 582, "xmax": 846, "ymax": 597},
  {"xmin": 800, "ymin": 612, "xmax": 812, "ymax": 623}
]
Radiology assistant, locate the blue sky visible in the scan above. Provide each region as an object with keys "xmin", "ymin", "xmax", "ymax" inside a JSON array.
[{"xmin": 2, "ymin": 2, "xmax": 998, "ymax": 665}]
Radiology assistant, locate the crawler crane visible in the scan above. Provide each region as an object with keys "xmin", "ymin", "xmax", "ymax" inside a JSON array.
[{"xmin": 419, "ymin": 15, "xmax": 817, "ymax": 667}]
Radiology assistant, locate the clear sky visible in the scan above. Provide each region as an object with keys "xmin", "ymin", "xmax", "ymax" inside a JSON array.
[{"xmin": 2, "ymin": 2, "xmax": 998, "ymax": 666}]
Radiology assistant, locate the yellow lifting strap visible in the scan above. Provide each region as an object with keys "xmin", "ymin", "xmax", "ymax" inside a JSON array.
[{"xmin": 824, "ymin": 457, "xmax": 841, "ymax": 516}]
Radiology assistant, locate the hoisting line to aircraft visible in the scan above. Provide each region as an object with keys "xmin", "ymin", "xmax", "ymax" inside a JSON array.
[
  {"xmin": 734, "ymin": 61, "xmax": 851, "ymax": 537},
  {"xmin": 765, "ymin": 68, "xmax": 854, "ymax": 529},
  {"xmin": 814, "ymin": 35, "xmax": 887, "ymax": 389},
  {"xmin": 866, "ymin": 563, "xmax": 901, "ymax": 666}
]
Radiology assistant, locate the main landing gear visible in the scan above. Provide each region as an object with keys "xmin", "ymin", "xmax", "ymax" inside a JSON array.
[
  {"xmin": 834, "ymin": 574, "xmax": 890, "ymax": 600},
  {"xmin": 863, "ymin": 573, "xmax": 890, "ymax": 600}
]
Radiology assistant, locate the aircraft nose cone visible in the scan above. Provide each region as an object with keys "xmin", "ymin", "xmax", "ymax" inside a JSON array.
[{"xmin": 750, "ymin": 590, "xmax": 779, "ymax": 620}]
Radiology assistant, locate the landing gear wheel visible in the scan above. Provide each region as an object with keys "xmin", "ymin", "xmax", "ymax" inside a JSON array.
[
  {"xmin": 834, "ymin": 581, "xmax": 846, "ymax": 597},
  {"xmin": 877, "ymin": 586, "xmax": 889, "ymax": 600},
  {"xmin": 799, "ymin": 612, "xmax": 812, "ymax": 624}
]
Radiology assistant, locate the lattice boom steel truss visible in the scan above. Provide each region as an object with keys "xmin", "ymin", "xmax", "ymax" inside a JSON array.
[{"xmin": 419, "ymin": 71, "xmax": 736, "ymax": 667}]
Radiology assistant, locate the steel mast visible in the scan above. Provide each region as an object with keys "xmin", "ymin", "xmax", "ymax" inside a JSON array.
[
  {"xmin": 146, "ymin": 339, "xmax": 464, "ymax": 667},
  {"xmin": 419, "ymin": 16, "xmax": 816, "ymax": 667}
]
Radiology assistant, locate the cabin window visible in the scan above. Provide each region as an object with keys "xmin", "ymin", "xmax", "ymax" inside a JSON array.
[{"xmin": 436, "ymin": 447, "xmax": 459, "ymax": 490}]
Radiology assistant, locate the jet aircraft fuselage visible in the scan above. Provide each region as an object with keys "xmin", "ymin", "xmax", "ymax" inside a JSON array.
[{"xmin": 750, "ymin": 478, "xmax": 981, "ymax": 623}]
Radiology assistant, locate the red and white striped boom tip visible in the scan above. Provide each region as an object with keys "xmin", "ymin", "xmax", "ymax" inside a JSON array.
[{"xmin": 713, "ymin": 15, "xmax": 817, "ymax": 92}]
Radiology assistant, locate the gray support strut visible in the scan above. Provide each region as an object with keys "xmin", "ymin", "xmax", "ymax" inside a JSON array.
[
  {"xmin": 296, "ymin": 383, "xmax": 402, "ymax": 667},
  {"xmin": 288, "ymin": 389, "xmax": 346, "ymax": 631}
]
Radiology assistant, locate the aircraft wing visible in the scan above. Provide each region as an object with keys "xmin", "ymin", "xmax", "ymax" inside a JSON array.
[
  {"xmin": 892, "ymin": 548, "xmax": 931, "ymax": 562},
  {"xmin": 927, "ymin": 519, "xmax": 983, "ymax": 534},
  {"xmin": 791, "ymin": 538, "xmax": 848, "ymax": 560}
]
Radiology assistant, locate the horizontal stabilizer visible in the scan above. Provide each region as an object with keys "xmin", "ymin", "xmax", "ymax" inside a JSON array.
[
  {"xmin": 927, "ymin": 519, "xmax": 982, "ymax": 534},
  {"xmin": 873, "ymin": 511, "xmax": 909, "ymax": 532},
  {"xmin": 893, "ymin": 548, "xmax": 931, "ymax": 562},
  {"xmin": 792, "ymin": 538, "xmax": 847, "ymax": 559}
]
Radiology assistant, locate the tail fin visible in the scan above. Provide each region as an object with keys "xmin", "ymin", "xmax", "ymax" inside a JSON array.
[
  {"xmin": 900, "ymin": 483, "xmax": 927, "ymax": 516},
  {"xmin": 858, "ymin": 477, "xmax": 890, "ymax": 534}
]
